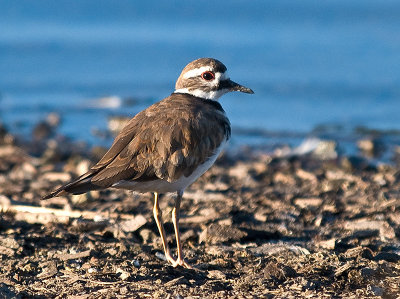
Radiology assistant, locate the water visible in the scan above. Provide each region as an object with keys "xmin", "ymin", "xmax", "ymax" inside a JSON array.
[{"xmin": 1, "ymin": 0, "xmax": 400, "ymax": 150}]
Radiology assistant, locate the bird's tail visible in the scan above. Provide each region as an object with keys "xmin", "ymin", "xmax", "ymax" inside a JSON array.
[{"xmin": 41, "ymin": 171, "xmax": 103, "ymax": 200}]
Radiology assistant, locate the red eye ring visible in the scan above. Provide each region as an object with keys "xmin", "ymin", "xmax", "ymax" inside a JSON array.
[{"xmin": 201, "ymin": 71, "xmax": 215, "ymax": 81}]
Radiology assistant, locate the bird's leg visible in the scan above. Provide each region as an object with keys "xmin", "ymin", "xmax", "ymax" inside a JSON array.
[
  {"xmin": 153, "ymin": 192, "xmax": 176, "ymax": 265},
  {"xmin": 171, "ymin": 190, "xmax": 192, "ymax": 269}
]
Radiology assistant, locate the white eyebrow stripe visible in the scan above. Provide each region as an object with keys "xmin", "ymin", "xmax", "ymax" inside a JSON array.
[
  {"xmin": 182, "ymin": 67, "xmax": 229, "ymax": 81},
  {"xmin": 183, "ymin": 66, "xmax": 212, "ymax": 79}
]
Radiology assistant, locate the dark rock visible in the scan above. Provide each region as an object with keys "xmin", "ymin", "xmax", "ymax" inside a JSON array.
[
  {"xmin": 207, "ymin": 270, "xmax": 226, "ymax": 280},
  {"xmin": 360, "ymin": 267, "xmax": 376, "ymax": 278},
  {"xmin": 33, "ymin": 122, "xmax": 54, "ymax": 141},
  {"xmin": 0, "ymin": 282, "xmax": 18, "ymax": 299},
  {"xmin": 0, "ymin": 123, "xmax": 8, "ymax": 144},
  {"xmin": 357, "ymin": 138, "xmax": 385, "ymax": 158},
  {"xmin": 369, "ymin": 286, "xmax": 384, "ymax": 297},
  {"xmin": 341, "ymin": 156, "xmax": 373, "ymax": 171},
  {"xmin": 263, "ymin": 262, "xmax": 296, "ymax": 281},
  {"xmin": 361, "ymin": 248, "xmax": 375, "ymax": 260},
  {"xmin": 240, "ymin": 226, "xmax": 281, "ymax": 242},
  {"xmin": 374, "ymin": 252, "xmax": 400, "ymax": 263},
  {"xmin": 70, "ymin": 218, "xmax": 109, "ymax": 233}
]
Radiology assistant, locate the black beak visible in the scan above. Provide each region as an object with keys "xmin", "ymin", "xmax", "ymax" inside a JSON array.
[{"xmin": 221, "ymin": 79, "xmax": 254, "ymax": 94}]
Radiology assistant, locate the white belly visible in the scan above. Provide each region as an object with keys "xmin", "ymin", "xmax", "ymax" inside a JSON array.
[{"xmin": 112, "ymin": 141, "xmax": 226, "ymax": 193}]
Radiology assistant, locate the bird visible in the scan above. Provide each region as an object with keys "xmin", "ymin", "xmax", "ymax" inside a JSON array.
[{"xmin": 43, "ymin": 58, "xmax": 254, "ymax": 268}]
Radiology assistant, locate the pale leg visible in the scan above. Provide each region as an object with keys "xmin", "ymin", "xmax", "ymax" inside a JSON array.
[
  {"xmin": 171, "ymin": 190, "xmax": 192, "ymax": 268},
  {"xmin": 153, "ymin": 192, "xmax": 176, "ymax": 265}
]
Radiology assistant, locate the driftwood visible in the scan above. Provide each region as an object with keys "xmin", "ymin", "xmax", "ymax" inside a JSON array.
[
  {"xmin": 0, "ymin": 199, "xmax": 219, "ymax": 225},
  {"xmin": 0, "ymin": 203, "xmax": 134, "ymax": 224}
]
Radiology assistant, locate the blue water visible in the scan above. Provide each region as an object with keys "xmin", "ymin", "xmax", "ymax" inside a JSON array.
[{"xmin": 1, "ymin": 0, "xmax": 400, "ymax": 149}]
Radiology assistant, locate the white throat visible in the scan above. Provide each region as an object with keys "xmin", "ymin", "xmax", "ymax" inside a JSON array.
[{"xmin": 174, "ymin": 88, "xmax": 229, "ymax": 100}]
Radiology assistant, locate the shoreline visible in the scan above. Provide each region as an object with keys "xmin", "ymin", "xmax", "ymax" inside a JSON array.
[{"xmin": 4, "ymin": 111, "xmax": 400, "ymax": 165}]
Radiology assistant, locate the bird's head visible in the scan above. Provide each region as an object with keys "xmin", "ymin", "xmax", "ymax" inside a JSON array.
[{"xmin": 174, "ymin": 58, "xmax": 254, "ymax": 100}]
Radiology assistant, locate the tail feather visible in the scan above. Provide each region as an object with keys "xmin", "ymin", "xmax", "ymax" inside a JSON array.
[{"xmin": 42, "ymin": 172, "xmax": 104, "ymax": 200}]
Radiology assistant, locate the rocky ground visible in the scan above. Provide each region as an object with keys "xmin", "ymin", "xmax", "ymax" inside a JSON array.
[{"xmin": 0, "ymin": 119, "xmax": 400, "ymax": 298}]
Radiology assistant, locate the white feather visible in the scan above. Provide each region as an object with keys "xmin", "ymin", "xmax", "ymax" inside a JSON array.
[
  {"xmin": 174, "ymin": 87, "xmax": 230, "ymax": 100},
  {"xmin": 112, "ymin": 140, "xmax": 227, "ymax": 193}
]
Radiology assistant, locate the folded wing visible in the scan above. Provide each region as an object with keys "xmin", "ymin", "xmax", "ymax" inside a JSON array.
[{"xmin": 42, "ymin": 94, "xmax": 230, "ymax": 199}]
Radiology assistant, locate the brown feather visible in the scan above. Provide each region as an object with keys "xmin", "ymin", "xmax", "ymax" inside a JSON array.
[{"xmin": 43, "ymin": 93, "xmax": 230, "ymax": 197}]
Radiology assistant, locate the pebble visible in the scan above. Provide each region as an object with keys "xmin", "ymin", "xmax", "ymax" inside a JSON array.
[
  {"xmin": 132, "ymin": 260, "xmax": 140, "ymax": 268},
  {"xmin": 357, "ymin": 138, "xmax": 384, "ymax": 158},
  {"xmin": 87, "ymin": 267, "xmax": 98, "ymax": 274},
  {"xmin": 119, "ymin": 215, "xmax": 147, "ymax": 233},
  {"xmin": 119, "ymin": 286, "xmax": 129, "ymax": 295},
  {"xmin": 199, "ymin": 223, "xmax": 247, "ymax": 244},
  {"xmin": 41, "ymin": 172, "xmax": 71, "ymax": 182},
  {"xmin": 0, "ymin": 194, "xmax": 11, "ymax": 209},
  {"xmin": 312, "ymin": 140, "xmax": 338, "ymax": 160},
  {"xmin": 207, "ymin": 270, "xmax": 226, "ymax": 280},
  {"xmin": 369, "ymin": 285, "xmax": 384, "ymax": 297},
  {"xmin": 0, "ymin": 145, "xmax": 27, "ymax": 159},
  {"xmin": 316, "ymin": 238, "xmax": 336, "ymax": 249},
  {"xmin": 139, "ymin": 229, "xmax": 157, "ymax": 244},
  {"xmin": 46, "ymin": 112, "xmax": 61, "ymax": 127},
  {"xmin": 343, "ymin": 219, "xmax": 396, "ymax": 239},
  {"xmin": 116, "ymin": 268, "xmax": 130, "ymax": 280},
  {"xmin": 155, "ymin": 252, "xmax": 167, "ymax": 261},
  {"xmin": 357, "ymin": 139, "xmax": 375, "ymax": 153},
  {"xmin": 71, "ymin": 218, "xmax": 108, "ymax": 232},
  {"xmin": 165, "ymin": 276, "xmax": 189, "ymax": 287},
  {"xmin": 250, "ymin": 243, "xmax": 310, "ymax": 256},
  {"xmin": 294, "ymin": 197, "xmax": 323, "ymax": 209}
]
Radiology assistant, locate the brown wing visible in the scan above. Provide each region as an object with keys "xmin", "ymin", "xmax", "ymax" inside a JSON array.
[
  {"xmin": 43, "ymin": 93, "xmax": 230, "ymax": 198},
  {"xmin": 90, "ymin": 93, "xmax": 230, "ymax": 185}
]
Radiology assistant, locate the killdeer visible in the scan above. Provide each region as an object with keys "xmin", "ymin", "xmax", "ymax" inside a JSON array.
[{"xmin": 43, "ymin": 58, "xmax": 254, "ymax": 268}]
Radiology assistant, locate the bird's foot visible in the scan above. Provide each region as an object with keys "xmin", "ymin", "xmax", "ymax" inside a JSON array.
[
  {"xmin": 164, "ymin": 252, "xmax": 177, "ymax": 265},
  {"xmin": 159, "ymin": 251, "xmax": 192, "ymax": 269},
  {"xmin": 171, "ymin": 257, "xmax": 192, "ymax": 269}
]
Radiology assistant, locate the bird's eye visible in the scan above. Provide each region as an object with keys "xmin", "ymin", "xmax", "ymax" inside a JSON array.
[{"xmin": 201, "ymin": 71, "xmax": 215, "ymax": 81}]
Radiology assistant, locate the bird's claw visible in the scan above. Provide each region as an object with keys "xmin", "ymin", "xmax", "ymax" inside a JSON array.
[
  {"xmin": 171, "ymin": 257, "xmax": 192, "ymax": 269},
  {"xmin": 164, "ymin": 252, "xmax": 177, "ymax": 265}
]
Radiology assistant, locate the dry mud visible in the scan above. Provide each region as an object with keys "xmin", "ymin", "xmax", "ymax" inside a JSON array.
[{"xmin": 0, "ymin": 124, "xmax": 400, "ymax": 298}]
